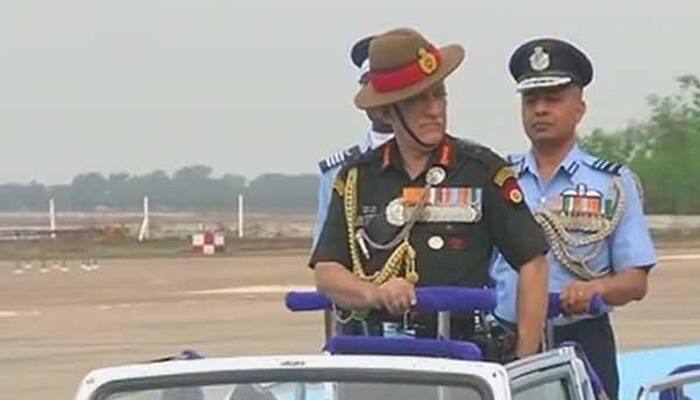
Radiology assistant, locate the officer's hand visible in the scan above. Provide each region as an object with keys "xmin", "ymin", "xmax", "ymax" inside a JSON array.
[
  {"xmin": 560, "ymin": 281, "xmax": 603, "ymax": 315},
  {"xmin": 377, "ymin": 278, "xmax": 417, "ymax": 316}
]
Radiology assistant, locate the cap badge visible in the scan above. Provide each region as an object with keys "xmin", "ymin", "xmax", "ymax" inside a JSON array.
[
  {"xmin": 417, "ymin": 47, "xmax": 438, "ymax": 75},
  {"xmin": 529, "ymin": 46, "xmax": 550, "ymax": 71}
]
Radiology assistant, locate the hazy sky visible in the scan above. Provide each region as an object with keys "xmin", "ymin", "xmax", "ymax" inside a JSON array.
[{"xmin": 1, "ymin": 1, "xmax": 699, "ymax": 184}]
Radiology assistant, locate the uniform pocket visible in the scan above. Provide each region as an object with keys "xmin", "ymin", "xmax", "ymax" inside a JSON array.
[
  {"xmin": 414, "ymin": 223, "xmax": 472, "ymax": 252},
  {"xmin": 411, "ymin": 222, "xmax": 491, "ymax": 286}
]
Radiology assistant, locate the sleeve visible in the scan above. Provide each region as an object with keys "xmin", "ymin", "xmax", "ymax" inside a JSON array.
[
  {"xmin": 311, "ymin": 168, "xmax": 338, "ymax": 251},
  {"xmin": 308, "ymin": 171, "xmax": 352, "ymax": 270},
  {"xmin": 484, "ymin": 165, "xmax": 549, "ymax": 271},
  {"xmin": 610, "ymin": 169, "xmax": 658, "ymax": 271}
]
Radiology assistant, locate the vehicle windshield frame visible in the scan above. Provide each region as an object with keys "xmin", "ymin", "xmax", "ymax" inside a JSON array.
[{"xmin": 90, "ymin": 367, "xmax": 496, "ymax": 400}]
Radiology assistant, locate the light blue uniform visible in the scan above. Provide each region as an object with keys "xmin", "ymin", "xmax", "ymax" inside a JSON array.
[
  {"xmin": 490, "ymin": 144, "xmax": 658, "ymax": 323},
  {"xmin": 312, "ymin": 131, "xmax": 392, "ymax": 249}
]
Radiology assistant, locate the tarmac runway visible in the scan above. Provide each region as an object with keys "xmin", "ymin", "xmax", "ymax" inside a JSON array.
[{"xmin": 1, "ymin": 243, "xmax": 698, "ymax": 399}]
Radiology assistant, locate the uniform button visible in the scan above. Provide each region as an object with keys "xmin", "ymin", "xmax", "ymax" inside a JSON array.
[
  {"xmin": 428, "ymin": 236, "xmax": 444, "ymax": 250},
  {"xmin": 540, "ymin": 197, "xmax": 546, "ymax": 205}
]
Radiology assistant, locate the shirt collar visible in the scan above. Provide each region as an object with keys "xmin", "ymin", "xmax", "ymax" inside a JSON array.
[
  {"xmin": 522, "ymin": 143, "xmax": 584, "ymax": 179},
  {"xmin": 380, "ymin": 135, "xmax": 457, "ymax": 172},
  {"xmin": 560, "ymin": 144, "xmax": 584, "ymax": 176}
]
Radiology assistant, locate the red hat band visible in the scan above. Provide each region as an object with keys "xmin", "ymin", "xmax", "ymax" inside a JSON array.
[{"xmin": 370, "ymin": 46, "xmax": 442, "ymax": 93}]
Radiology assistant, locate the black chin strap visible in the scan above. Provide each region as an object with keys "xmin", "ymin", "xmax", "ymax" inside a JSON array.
[{"xmin": 392, "ymin": 105, "xmax": 434, "ymax": 149}]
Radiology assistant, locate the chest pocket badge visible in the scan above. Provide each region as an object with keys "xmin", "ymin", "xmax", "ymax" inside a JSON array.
[{"xmin": 386, "ymin": 187, "xmax": 483, "ymax": 227}]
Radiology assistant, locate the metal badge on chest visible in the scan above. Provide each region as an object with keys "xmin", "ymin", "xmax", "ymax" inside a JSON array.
[{"xmin": 426, "ymin": 166, "xmax": 446, "ymax": 185}]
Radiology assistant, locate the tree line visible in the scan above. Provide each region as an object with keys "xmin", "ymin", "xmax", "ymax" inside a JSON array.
[
  {"xmin": 0, "ymin": 165, "xmax": 319, "ymax": 212},
  {"xmin": 580, "ymin": 74, "xmax": 700, "ymax": 214},
  {"xmin": 2, "ymin": 75, "xmax": 699, "ymax": 214}
]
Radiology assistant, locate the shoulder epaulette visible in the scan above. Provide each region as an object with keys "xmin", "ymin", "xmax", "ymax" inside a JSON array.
[
  {"xmin": 588, "ymin": 158, "xmax": 624, "ymax": 175},
  {"xmin": 506, "ymin": 154, "xmax": 523, "ymax": 164},
  {"xmin": 455, "ymin": 140, "xmax": 508, "ymax": 170},
  {"xmin": 452, "ymin": 137, "xmax": 482, "ymax": 150},
  {"xmin": 506, "ymin": 154, "xmax": 526, "ymax": 175},
  {"xmin": 318, "ymin": 145, "xmax": 363, "ymax": 173}
]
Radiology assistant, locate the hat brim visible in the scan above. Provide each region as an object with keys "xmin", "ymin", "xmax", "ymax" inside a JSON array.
[{"xmin": 355, "ymin": 44, "xmax": 465, "ymax": 110}]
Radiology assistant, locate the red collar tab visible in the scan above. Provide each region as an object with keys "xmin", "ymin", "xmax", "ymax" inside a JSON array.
[{"xmin": 437, "ymin": 137, "xmax": 456, "ymax": 169}]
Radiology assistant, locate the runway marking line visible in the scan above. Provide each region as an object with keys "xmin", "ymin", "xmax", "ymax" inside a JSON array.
[
  {"xmin": 0, "ymin": 310, "xmax": 42, "ymax": 318},
  {"xmin": 659, "ymin": 254, "xmax": 700, "ymax": 261}
]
